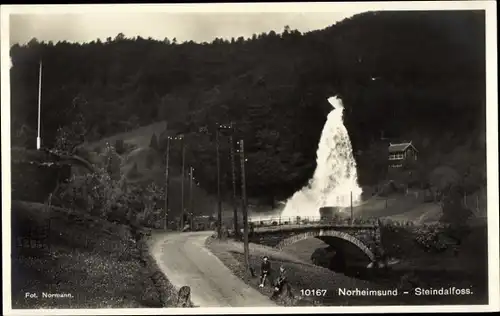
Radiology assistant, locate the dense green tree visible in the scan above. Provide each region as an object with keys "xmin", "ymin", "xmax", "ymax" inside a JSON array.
[{"xmin": 10, "ymin": 10, "xmax": 486, "ymax": 203}]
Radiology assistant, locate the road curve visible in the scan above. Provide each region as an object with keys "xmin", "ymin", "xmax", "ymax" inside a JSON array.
[{"xmin": 150, "ymin": 231, "xmax": 276, "ymax": 307}]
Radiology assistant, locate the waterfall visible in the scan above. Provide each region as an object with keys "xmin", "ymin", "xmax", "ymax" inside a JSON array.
[{"xmin": 281, "ymin": 96, "xmax": 362, "ymax": 218}]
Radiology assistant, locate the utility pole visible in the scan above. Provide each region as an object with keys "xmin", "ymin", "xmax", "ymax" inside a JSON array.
[
  {"xmin": 189, "ymin": 166, "xmax": 194, "ymax": 230},
  {"xmin": 215, "ymin": 123, "xmax": 234, "ymax": 239},
  {"xmin": 166, "ymin": 135, "xmax": 183, "ymax": 230},
  {"xmin": 215, "ymin": 124, "xmax": 222, "ymax": 239},
  {"xmin": 37, "ymin": 60, "xmax": 43, "ymax": 150},
  {"xmin": 229, "ymin": 129, "xmax": 239, "ymax": 237},
  {"xmin": 164, "ymin": 136, "xmax": 171, "ymax": 230},
  {"xmin": 180, "ymin": 135, "xmax": 186, "ymax": 231},
  {"xmin": 239, "ymin": 139, "xmax": 249, "ymax": 272}
]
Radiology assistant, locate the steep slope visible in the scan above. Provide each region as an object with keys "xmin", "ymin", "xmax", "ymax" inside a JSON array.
[{"xmin": 10, "ymin": 10, "xmax": 486, "ymax": 203}]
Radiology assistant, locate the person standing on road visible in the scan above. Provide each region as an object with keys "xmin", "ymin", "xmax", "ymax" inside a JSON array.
[
  {"xmin": 259, "ymin": 256, "xmax": 271, "ymax": 288},
  {"xmin": 271, "ymin": 265, "xmax": 289, "ymax": 300}
]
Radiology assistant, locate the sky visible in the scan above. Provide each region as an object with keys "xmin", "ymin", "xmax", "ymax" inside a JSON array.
[{"xmin": 9, "ymin": 11, "xmax": 363, "ymax": 45}]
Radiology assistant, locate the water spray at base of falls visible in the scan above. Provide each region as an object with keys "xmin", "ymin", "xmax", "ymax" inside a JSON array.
[{"xmin": 281, "ymin": 96, "xmax": 363, "ymax": 218}]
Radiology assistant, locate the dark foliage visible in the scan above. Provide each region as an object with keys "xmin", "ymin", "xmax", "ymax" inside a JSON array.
[
  {"xmin": 10, "ymin": 11, "xmax": 485, "ymax": 202},
  {"xmin": 149, "ymin": 133, "xmax": 159, "ymax": 151},
  {"xmin": 115, "ymin": 139, "xmax": 125, "ymax": 155}
]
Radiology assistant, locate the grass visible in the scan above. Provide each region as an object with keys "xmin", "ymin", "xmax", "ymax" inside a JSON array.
[
  {"xmin": 385, "ymin": 203, "xmax": 441, "ymax": 224},
  {"xmin": 10, "ymin": 200, "xmax": 184, "ymax": 309},
  {"xmin": 353, "ymin": 194, "xmax": 423, "ymax": 219},
  {"xmin": 205, "ymin": 237, "xmax": 401, "ymax": 306},
  {"xmin": 83, "ymin": 121, "xmax": 169, "ymax": 152},
  {"xmin": 79, "ymin": 121, "xmax": 222, "ymax": 221}
]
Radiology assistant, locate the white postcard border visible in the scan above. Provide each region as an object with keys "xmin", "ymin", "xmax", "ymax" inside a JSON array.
[{"xmin": 2, "ymin": 1, "xmax": 498, "ymax": 314}]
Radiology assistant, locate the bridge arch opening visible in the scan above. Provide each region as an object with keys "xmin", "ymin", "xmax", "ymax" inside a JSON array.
[
  {"xmin": 315, "ymin": 236, "xmax": 373, "ymax": 276},
  {"xmin": 277, "ymin": 230, "xmax": 376, "ymax": 277}
]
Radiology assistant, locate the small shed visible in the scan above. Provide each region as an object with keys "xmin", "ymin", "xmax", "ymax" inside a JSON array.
[{"xmin": 388, "ymin": 141, "xmax": 418, "ymax": 169}]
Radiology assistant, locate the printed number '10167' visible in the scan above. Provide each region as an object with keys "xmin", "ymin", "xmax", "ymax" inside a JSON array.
[{"xmin": 300, "ymin": 289, "xmax": 327, "ymax": 296}]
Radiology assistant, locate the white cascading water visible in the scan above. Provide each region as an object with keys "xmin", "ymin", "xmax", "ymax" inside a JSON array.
[{"xmin": 281, "ymin": 96, "xmax": 362, "ymax": 218}]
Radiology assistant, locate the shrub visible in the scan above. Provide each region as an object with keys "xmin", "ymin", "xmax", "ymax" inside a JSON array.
[
  {"xmin": 428, "ymin": 165, "xmax": 460, "ymax": 200},
  {"xmin": 124, "ymin": 142, "xmax": 138, "ymax": 153},
  {"xmin": 158, "ymin": 128, "xmax": 170, "ymax": 153},
  {"xmin": 126, "ymin": 162, "xmax": 140, "ymax": 179},
  {"xmin": 57, "ymin": 169, "xmax": 119, "ymax": 218},
  {"xmin": 139, "ymin": 183, "xmax": 166, "ymax": 228},
  {"xmin": 145, "ymin": 151, "xmax": 155, "ymax": 170},
  {"xmin": 101, "ymin": 143, "xmax": 123, "ymax": 181},
  {"xmin": 149, "ymin": 133, "xmax": 159, "ymax": 151},
  {"xmin": 439, "ymin": 187, "xmax": 473, "ymax": 225},
  {"xmin": 56, "ymin": 144, "xmax": 165, "ymax": 228},
  {"xmin": 381, "ymin": 221, "xmax": 454, "ymax": 255},
  {"xmin": 115, "ymin": 139, "xmax": 125, "ymax": 155},
  {"xmin": 53, "ymin": 114, "xmax": 87, "ymax": 154},
  {"xmin": 413, "ymin": 224, "xmax": 450, "ymax": 253}
]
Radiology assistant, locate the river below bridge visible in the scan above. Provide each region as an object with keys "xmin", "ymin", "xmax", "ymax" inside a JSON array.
[{"xmin": 281, "ymin": 234, "xmax": 488, "ymax": 305}]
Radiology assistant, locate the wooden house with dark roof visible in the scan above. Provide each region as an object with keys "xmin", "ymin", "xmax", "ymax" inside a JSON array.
[{"xmin": 388, "ymin": 141, "xmax": 418, "ymax": 169}]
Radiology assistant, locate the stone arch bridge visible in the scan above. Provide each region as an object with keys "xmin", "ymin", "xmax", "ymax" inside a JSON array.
[{"xmin": 250, "ymin": 223, "xmax": 383, "ymax": 264}]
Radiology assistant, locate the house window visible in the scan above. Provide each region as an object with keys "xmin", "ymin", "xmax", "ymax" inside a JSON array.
[{"xmin": 389, "ymin": 153, "xmax": 404, "ymax": 160}]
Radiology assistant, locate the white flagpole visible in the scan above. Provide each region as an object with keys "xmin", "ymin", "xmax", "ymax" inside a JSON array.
[{"xmin": 37, "ymin": 60, "xmax": 42, "ymax": 150}]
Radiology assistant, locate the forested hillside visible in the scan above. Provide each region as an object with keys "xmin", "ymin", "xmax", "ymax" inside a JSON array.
[{"xmin": 10, "ymin": 10, "xmax": 486, "ymax": 203}]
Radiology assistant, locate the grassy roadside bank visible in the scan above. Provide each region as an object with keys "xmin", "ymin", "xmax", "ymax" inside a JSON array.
[
  {"xmin": 10, "ymin": 200, "xmax": 185, "ymax": 308},
  {"xmin": 205, "ymin": 236, "xmax": 376, "ymax": 306},
  {"xmin": 205, "ymin": 235, "xmax": 488, "ymax": 306}
]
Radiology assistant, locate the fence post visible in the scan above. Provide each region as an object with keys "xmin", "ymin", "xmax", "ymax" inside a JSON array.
[{"xmin": 350, "ymin": 191, "xmax": 353, "ymax": 225}]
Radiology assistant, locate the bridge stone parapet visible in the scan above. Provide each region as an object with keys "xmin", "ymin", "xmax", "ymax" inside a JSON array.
[{"xmin": 251, "ymin": 224, "xmax": 383, "ymax": 263}]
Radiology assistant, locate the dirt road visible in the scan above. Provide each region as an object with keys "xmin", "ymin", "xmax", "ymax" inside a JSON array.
[{"xmin": 150, "ymin": 231, "xmax": 276, "ymax": 307}]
